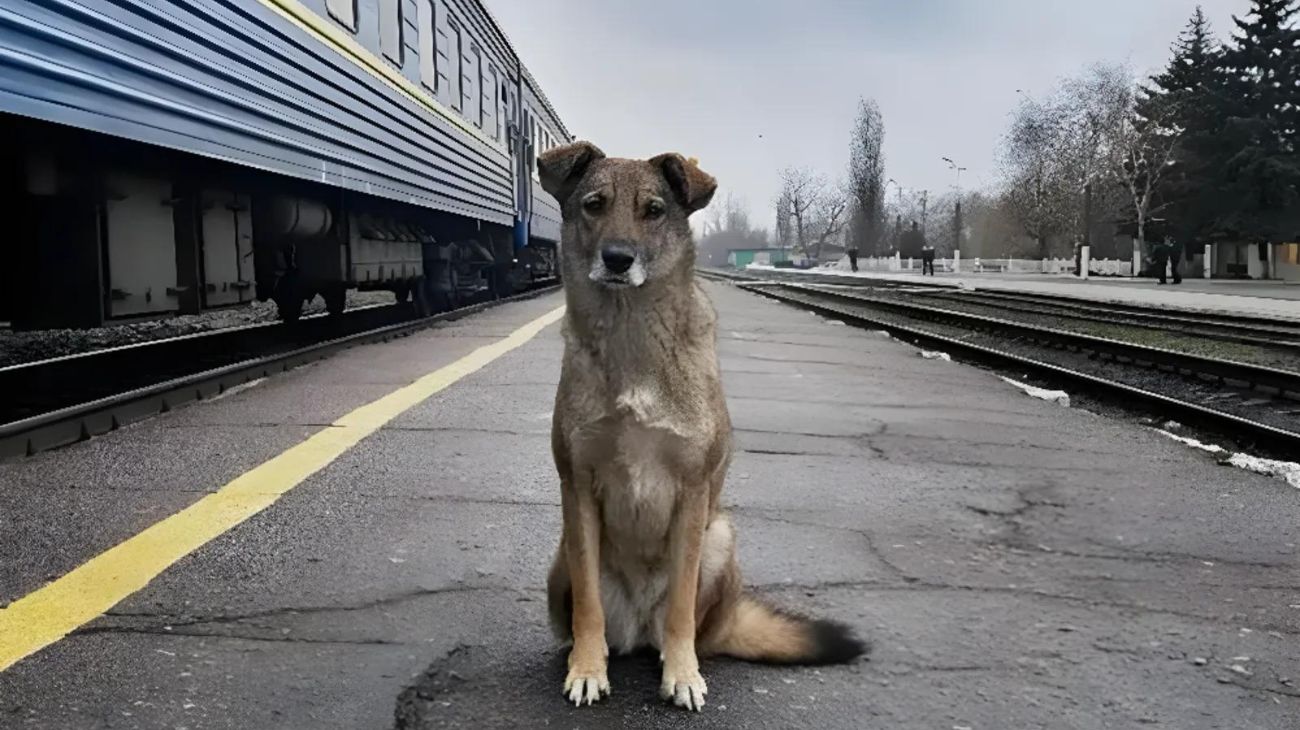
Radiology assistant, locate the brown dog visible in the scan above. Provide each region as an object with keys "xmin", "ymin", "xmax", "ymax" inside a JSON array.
[{"xmin": 539, "ymin": 142, "xmax": 867, "ymax": 712}]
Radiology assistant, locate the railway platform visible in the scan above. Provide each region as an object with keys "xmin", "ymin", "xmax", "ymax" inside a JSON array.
[
  {"xmin": 752, "ymin": 266, "xmax": 1300, "ymax": 323},
  {"xmin": 2, "ymin": 282, "xmax": 1298, "ymax": 729}
]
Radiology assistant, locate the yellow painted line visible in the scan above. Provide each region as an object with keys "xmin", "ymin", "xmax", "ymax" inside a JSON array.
[
  {"xmin": 0, "ymin": 304, "xmax": 565, "ymax": 672},
  {"xmin": 257, "ymin": 0, "xmax": 505, "ymax": 154}
]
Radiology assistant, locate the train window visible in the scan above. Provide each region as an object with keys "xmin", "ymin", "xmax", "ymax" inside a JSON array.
[
  {"xmin": 477, "ymin": 52, "xmax": 489, "ymax": 131},
  {"xmin": 461, "ymin": 43, "xmax": 477, "ymax": 119},
  {"xmin": 531, "ymin": 116, "xmax": 539, "ymax": 180},
  {"xmin": 379, "ymin": 0, "xmax": 402, "ymax": 65},
  {"xmin": 474, "ymin": 47, "xmax": 485, "ymax": 129},
  {"xmin": 485, "ymin": 65, "xmax": 500, "ymax": 140},
  {"xmin": 434, "ymin": 4, "xmax": 451, "ymax": 102},
  {"xmin": 326, "ymin": 0, "xmax": 356, "ymax": 31},
  {"xmin": 418, "ymin": 0, "xmax": 436, "ymax": 91},
  {"xmin": 448, "ymin": 17, "xmax": 463, "ymax": 111}
]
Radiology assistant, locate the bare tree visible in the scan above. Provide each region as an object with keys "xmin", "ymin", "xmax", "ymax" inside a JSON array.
[
  {"xmin": 1000, "ymin": 96, "xmax": 1071, "ymax": 256},
  {"xmin": 698, "ymin": 191, "xmax": 768, "ymax": 266},
  {"xmin": 808, "ymin": 182, "xmax": 849, "ymax": 261},
  {"xmin": 847, "ymin": 98, "xmax": 887, "ymax": 256},
  {"xmin": 775, "ymin": 167, "xmax": 822, "ymax": 255},
  {"xmin": 1103, "ymin": 85, "xmax": 1183, "ymax": 252},
  {"xmin": 1000, "ymin": 63, "xmax": 1135, "ymax": 257}
]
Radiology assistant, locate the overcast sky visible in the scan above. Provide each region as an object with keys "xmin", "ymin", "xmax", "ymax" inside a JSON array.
[{"xmin": 488, "ymin": 0, "xmax": 1249, "ymax": 232}]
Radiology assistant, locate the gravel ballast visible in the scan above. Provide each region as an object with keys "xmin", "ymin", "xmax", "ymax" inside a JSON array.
[{"xmin": 0, "ymin": 290, "xmax": 397, "ymax": 368}]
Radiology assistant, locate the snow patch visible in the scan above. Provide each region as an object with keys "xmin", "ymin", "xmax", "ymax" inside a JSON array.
[
  {"xmin": 920, "ymin": 350, "xmax": 951, "ymax": 361},
  {"xmin": 1000, "ymin": 377, "xmax": 1070, "ymax": 407},
  {"xmin": 209, "ymin": 377, "xmax": 267, "ymax": 401},
  {"xmin": 1155, "ymin": 429, "xmax": 1226, "ymax": 454},
  {"xmin": 1226, "ymin": 453, "xmax": 1300, "ymax": 489},
  {"xmin": 1154, "ymin": 430, "xmax": 1300, "ymax": 489},
  {"xmin": 824, "ymin": 319, "xmax": 846, "ymax": 326}
]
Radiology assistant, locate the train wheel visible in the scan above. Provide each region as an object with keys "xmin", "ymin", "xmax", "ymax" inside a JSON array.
[
  {"xmin": 324, "ymin": 284, "xmax": 346, "ymax": 317},
  {"xmin": 489, "ymin": 263, "xmax": 512, "ymax": 299},
  {"xmin": 273, "ymin": 274, "xmax": 304, "ymax": 323},
  {"xmin": 440, "ymin": 267, "xmax": 460, "ymax": 311},
  {"xmin": 411, "ymin": 277, "xmax": 433, "ymax": 317}
]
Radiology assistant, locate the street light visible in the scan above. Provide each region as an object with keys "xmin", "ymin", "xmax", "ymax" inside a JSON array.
[
  {"xmin": 941, "ymin": 158, "xmax": 967, "ymax": 267},
  {"xmin": 941, "ymin": 157, "xmax": 968, "ymax": 189}
]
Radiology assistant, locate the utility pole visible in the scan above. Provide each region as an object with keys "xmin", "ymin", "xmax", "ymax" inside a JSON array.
[
  {"xmin": 954, "ymin": 200, "xmax": 962, "ymax": 258},
  {"xmin": 1078, "ymin": 180, "xmax": 1092, "ymax": 277},
  {"xmin": 887, "ymin": 178, "xmax": 905, "ymax": 254},
  {"xmin": 942, "ymin": 157, "xmax": 967, "ymax": 263},
  {"xmin": 920, "ymin": 190, "xmax": 928, "ymax": 238}
]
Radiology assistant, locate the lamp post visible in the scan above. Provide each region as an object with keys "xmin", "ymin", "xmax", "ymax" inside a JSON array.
[
  {"xmin": 887, "ymin": 178, "xmax": 905, "ymax": 254},
  {"xmin": 942, "ymin": 158, "xmax": 967, "ymax": 271}
]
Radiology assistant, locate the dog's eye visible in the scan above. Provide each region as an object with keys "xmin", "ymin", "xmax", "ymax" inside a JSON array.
[
  {"xmin": 582, "ymin": 194, "xmax": 605, "ymax": 214},
  {"xmin": 645, "ymin": 199, "xmax": 665, "ymax": 219}
]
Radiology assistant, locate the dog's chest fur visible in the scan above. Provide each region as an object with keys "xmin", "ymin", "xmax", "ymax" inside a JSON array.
[
  {"xmin": 556, "ymin": 286, "xmax": 726, "ymax": 651},
  {"xmin": 560, "ymin": 291, "xmax": 720, "ymax": 562}
]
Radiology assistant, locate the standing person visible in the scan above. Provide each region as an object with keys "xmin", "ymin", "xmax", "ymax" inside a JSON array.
[
  {"xmin": 847, "ymin": 245, "xmax": 860, "ymax": 273},
  {"xmin": 921, "ymin": 241, "xmax": 936, "ymax": 276},
  {"xmin": 1166, "ymin": 237, "xmax": 1183, "ymax": 284},
  {"xmin": 1151, "ymin": 239, "xmax": 1171, "ymax": 285}
]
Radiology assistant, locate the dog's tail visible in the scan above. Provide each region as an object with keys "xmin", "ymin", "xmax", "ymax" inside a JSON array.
[{"xmin": 711, "ymin": 595, "xmax": 868, "ymax": 665}]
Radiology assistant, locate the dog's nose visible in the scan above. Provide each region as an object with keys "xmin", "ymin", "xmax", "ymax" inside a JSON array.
[{"xmin": 601, "ymin": 243, "xmax": 636, "ymax": 274}]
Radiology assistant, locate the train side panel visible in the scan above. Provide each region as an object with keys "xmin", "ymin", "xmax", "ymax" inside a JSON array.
[{"xmin": 0, "ymin": 0, "xmax": 548, "ymax": 326}]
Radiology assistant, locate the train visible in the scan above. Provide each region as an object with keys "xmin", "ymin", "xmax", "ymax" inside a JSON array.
[{"xmin": 0, "ymin": 0, "xmax": 572, "ymax": 330}]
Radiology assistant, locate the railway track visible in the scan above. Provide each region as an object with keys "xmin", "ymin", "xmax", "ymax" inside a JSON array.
[
  {"xmin": 0, "ymin": 283, "xmax": 559, "ymax": 459},
  {"xmin": 699, "ymin": 267, "xmax": 1300, "ymax": 347},
  {"xmin": 731, "ymin": 280, "xmax": 1300, "ymax": 458}
]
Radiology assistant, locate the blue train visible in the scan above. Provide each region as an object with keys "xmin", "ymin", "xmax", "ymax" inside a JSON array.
[{"xmin": 0, "ymin": 0, "xmax": 571, "ymax": 328}]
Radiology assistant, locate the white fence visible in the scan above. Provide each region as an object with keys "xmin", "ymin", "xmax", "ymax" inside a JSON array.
[{"xmin": 819, "ymin": 254, "xmax": 1134, "ymax": 277}]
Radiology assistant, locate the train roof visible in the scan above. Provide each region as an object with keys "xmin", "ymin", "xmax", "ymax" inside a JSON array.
[{"xmin": 520, "ymin": 63, "xmax": 573, "ymax": 142}]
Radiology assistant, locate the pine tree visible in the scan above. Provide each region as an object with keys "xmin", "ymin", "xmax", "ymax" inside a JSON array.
[
  {"xmin": 1141, "ymin": 7, "xmax": 1226, "ymax": 247},
  {"xmin": 1212, "ymin": 0, "xmax": 1300, "ymax": 243}
]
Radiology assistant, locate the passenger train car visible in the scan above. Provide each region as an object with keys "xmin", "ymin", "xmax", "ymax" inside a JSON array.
[{"xmin": 0, "ymin": 0, "xmax": 571, "ymax": 329}]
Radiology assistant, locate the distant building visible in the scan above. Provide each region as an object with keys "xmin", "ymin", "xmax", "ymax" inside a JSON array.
[
  {"xmin": 727, "ymin": 247, "xmax": 792, "ymax": 268},
  {"xmin": 1209, "ymin": 241, "xmax": 1300, "ymax": 281}
]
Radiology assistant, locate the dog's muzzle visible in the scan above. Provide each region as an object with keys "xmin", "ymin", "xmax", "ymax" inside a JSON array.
[
  {"xmin": 601, "ymin": 243, "xmax": 636, "ymax": 275},
  {"xmin": 590, "ymin": 242, "xmax": 646, "ymax": 287}
]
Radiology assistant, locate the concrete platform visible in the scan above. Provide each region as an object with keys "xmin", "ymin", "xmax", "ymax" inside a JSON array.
[
  {"xmin": 753, "ymin": 265, "xmax": 1300, "ymax": 323},
  {"xmin": 2, "ymin": 282, "xmax": 1298, "ymax": 729}
]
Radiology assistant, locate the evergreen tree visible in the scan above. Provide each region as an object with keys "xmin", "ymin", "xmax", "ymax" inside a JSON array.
[
  {"xmin": 1141, "ymin": 7, "xmax": 1225, "ymax": 247},
  {"xmin": 1212, "ymin": 0, "xmax": 1300, "ymax": 243}
]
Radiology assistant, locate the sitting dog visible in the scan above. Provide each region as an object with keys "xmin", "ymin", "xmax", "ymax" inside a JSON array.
[{"xmin": 539, "ymin": 142, "xmax": 868, "ymax": 712}]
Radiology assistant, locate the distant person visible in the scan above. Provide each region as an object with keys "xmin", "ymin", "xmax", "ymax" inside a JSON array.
[
  {"xmin": 1166, "ymin": 237, "xmax": 1183, "ymax": 285},
  {"xmin": 901, "ymin": 221, "xmax": 927, "ymax": 270},
  {"xmin": 1152, "ymin": 237, "xmax": 1182, "ymax": 285},
  {"xmin": 921, "ymin": 242, "xmax": 936, "ymax": 276},
  {"xmin": 847, "ymin": 245, "xmax": 860, "ymax": 273}
]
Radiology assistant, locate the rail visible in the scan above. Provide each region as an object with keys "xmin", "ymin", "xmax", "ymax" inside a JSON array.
[
  {"xmin": 740, "ymin": 281, "xmax": 1300, "ymax": 457},
  {"xmin": 0, "ymin": 283, "xmax": 559, "ymax": 459}
]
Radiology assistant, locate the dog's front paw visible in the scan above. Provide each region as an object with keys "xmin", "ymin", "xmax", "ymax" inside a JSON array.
[
  {"xmin": 563, "ymin": 645, "xmax": 610, "ymax": 707},
  {"xmin": 660, "ymin": 663, "xmax": 707, "ymax": 711}
]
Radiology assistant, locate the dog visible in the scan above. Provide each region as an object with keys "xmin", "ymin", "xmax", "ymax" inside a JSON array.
[{"xmin": 539, "ymin": 142, "xmax": 868, "ymax": 712}]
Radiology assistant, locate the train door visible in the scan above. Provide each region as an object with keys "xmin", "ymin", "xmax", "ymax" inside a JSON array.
[
  {"xmin": 104, "ymin": 172, "xmax": 177, "ymax": 317},
  {"xmin": 200, "ymin": 190, "xmax": 254, "ymax": 306},
  {"xmin": 513, "ymin": 105, "xmax": 533, "ymax": 252}
]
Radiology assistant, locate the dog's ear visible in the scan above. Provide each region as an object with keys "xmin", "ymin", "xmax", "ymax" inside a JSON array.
[
  {"xmin": 539, "ymin": 141, "xmax": 605, "ymax": 203},
  {"xmin": 650, "ymin": 153, "xmax": 717, "ymax": 214}
]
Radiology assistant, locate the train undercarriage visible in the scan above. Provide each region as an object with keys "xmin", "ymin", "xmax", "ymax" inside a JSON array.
[{"xmin": 0, "ymin": 117, "xmax": 556, "ymax": 331}]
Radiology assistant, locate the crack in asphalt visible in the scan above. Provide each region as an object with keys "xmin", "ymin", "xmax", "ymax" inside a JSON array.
[
  {"xmin": 75, "ymin": 624, "xmax": 403, "ymax": 646},
  {"xmin": 98, "ymin": 584, "xmax": 525, "ymax": 631},
  {"xmin": 752, "ymin": 579, "xmax": 1300, "ymax": 636},
  {"xmin": 1009, "ymin": 541, "xmax": 1295, "ymax": 571},
  {"xmin": 381, "ymin": 426, "xmax": 549, "ymax": 437},
  {"xmin": 1076, "ymin": 538, "xmax": 1292, "ymax": 570},
  {"xmin": 350, "ymin": 492, "xmax": 560, "ymax": 509}
]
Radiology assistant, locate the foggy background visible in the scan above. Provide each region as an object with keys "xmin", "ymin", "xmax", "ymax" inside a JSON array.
[{"xmin": 488, "ymin": 0, "xmax": 1247, "ymax": 231}]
